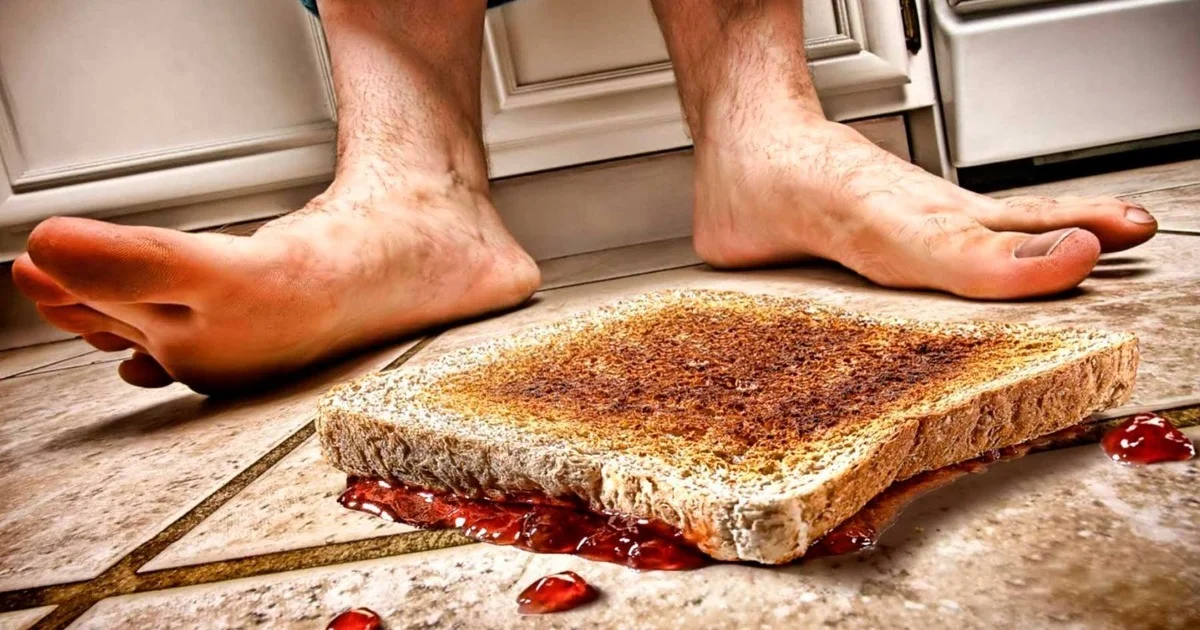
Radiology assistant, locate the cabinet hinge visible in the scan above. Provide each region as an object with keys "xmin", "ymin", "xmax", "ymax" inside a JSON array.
[{"xmin": 900, "ymin": 0, "xmax": 921, "ymax": 53}]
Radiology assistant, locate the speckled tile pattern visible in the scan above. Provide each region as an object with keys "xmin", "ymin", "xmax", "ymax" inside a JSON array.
[
  {"xmin": 0, "ymin": 339, "xmax": 89, "ymax": 380},
  {"xmin": 142, "ymin": 436, "xmax": 413, "ymax": 572},
  {"xmin": 69, "ymin": 429, "xmax": 1200, "ymax": 629},
  {"xmin": 0, "ymin": 341, "xmax": 416, "ymax": 591},
  {"xmin": 0, "ymin": 607, "xmax": 53, "ymax": 630},
  {"xmin": 401, "ymin": 233, "xmax": 1200, "ymax": 407}
]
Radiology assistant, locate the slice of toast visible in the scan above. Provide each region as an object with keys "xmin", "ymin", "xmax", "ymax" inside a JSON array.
[{"xmin": 317, "ymin": 289, "xmax": 1137, "ymax": 564}]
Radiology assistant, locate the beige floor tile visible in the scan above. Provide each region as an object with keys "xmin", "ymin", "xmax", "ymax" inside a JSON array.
[
  {"xmin": 539, "ymin": 236, "xmax": 700, "ymax": 291},
  {"xmin": 991, "ymin": 158, "xmax": 1200, "ymax": 199},
  {"xmin": 142, "ymin": 435, "xmax": 413, "ymax": 572},
  {"xmin": 0, "ymin": 340, "xmax": 417, "ymax": 591},
  {"xmin": 402, "ymin": 232, "xmax": 1200, "ymax": 407},
  {"xmin": 0, "ymin": 607, "xmax": 54, "ymax": 630},
  {"xmin": 1126, "ymin": 183, "xmax": 1200, "ymax": 232},
  {"xmin": 68, "ymin": 430, "xmax": 1200, "ymax": 629},
  {"xmin": 0, "ymin": 338, "xmax": 90, "ymax": 380}
]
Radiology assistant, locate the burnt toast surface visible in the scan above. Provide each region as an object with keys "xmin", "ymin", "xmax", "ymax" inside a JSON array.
[{"xmin": 425, "ymin": 292, "xmax": 1078, "ymax": 478}]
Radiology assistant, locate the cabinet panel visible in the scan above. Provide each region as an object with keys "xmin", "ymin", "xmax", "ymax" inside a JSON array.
[
  {"xmin": 0, "ymin": 0, "xmax": 334, "ymax": 190},
  {"xmin": 484, "ymin": 0, "xmax": 916, "ymax": 177},
  {"xmin": 499, "ymin": 0, "xmax": 668, "ymax": 84},
  {"xmin": 497, "ymin": 0, "xmax": 852, "ymax": 87}
]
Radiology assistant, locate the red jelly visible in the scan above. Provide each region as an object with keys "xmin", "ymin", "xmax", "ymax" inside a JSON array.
[
  {"xmin": 516, "ymin": 571, "xmax": 598, "ymax": 615},
  {"xmin": 326, "ymin": 608, "xmax": 382, "ymax": 630},
  {"xmin": 1101, "ymin": 413, "xmax": 1196, "ymax": 465},
  {"xmin": 339, "ymin": 424, "xmax": 1100, "ymax": 566},
  {"xmin": 338, "ymin": 478, "xmax": 708, "ymax": 570},
  {"xmin": 809, "ymin": 522, "xmax": 877, "ymax": 557}
]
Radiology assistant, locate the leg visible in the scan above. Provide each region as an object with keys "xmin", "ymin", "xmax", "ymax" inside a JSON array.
[
  {"xmin": 650, "ymin": 0, "xmax": 1156, "ymax": 299},
  {"xmin": 11, "ymin": 0, "xmax": 539, "ymax": 393}
]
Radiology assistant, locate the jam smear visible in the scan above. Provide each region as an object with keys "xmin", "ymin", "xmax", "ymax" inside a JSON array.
[
  {"xmin": 338, "ymin": 478, "xmax": 708, "ymax": 570},
  {"xmin": 339, "ymin": 423, "xmax": 1104, "ymax": 566},
  {"xmin": 1101, "ymin": 412, "xmax": 1196, "ymax": 465},
  {"xmin": 516, "ymin": 571, "xmax": 598, "ymax": 614},
  {"xmin": 327, "ymin": 608, "xmax": 382, "ymax": 630}
]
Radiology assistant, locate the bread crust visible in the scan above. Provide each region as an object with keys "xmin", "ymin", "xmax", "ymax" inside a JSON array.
[{"xmin": 317, "ymin": 290, "xmax": 1137, "ymax": 563}]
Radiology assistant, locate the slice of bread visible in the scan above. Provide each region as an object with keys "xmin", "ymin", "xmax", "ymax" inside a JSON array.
[{"xmin": 317, "ymin": 289, "xmax": 1137, "ymax": 564}]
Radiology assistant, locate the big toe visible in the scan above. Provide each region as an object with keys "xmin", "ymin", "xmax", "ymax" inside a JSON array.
[
  {"xmin": 118, "ymin": 352, "xmax": 175, "ymax": 388},
  {"xmin": 913, "ymin": 223, "xmax": 1101, "ymax": 299},
  {"xmin": 979, "ymin": 196, "xmax": 1156, "ymax": 253},
  {"xmin": 26, "ymin": 216, "xmax": 226, "ymax": 303},
  {"xmin": 12, "ymin": 254, "xmax": 76, "ymax": 306}
]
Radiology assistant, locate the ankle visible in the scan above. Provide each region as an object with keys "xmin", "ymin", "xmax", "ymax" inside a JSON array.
[
  {"xmin": 695, "ymin": 94, "xmax": 830, "ymax": 153},
  {"xmin": 332, "ymin": 105, "xmax": 490, "ymax": 189},
  {"xmin": 654, "ymin": 0, "xmax": 824, "ymax": 141},
  {"xmin": 330, "ymin": 154, "xmax": 490, "ymax": 202}
]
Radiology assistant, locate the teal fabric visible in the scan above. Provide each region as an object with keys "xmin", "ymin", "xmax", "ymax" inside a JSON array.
[{"xmin": 300, "ymin": 0, "xmax": 518, "ymax": 16}]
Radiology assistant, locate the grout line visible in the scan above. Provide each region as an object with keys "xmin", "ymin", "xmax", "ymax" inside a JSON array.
[
  {"xmin": 133, "ymin": 531, "xmax": 475, "ymax": 594},
  {"xmin": 1049, "ymin": 404, "xmax": 1200, "ymax": 453},
  {"xmin": 12, "ymin": 330, "xmax": 440, "ymax": 381},
  {"xmin": 6, "ymin": 423, "xmax": 317, "ymax": 628},
  {"xmin": 9, "ymin": 356, "xmax": 127, "ymax": 379},
  {"xmin": 8, "ymin": 337, "xmax": 436, "ymax": 630},
  {"xmin": 1117, "ymin": 179, "xmax": 1200, "ymax": 200},
  {"xmin": 533, "ymin": 236, "xmax": 690, "ymax": 266},
  {"xmin": 382, "ymin": 333, "xmax": 441, "ymax": 372},
  {"xmin": 538, "ymin": 262, "xmax": 706, "ymax": 294},
  {"xmin": 1092, "ymin": 395, "xmax": 1200, "ymax": 421},
  {"xmin": 2, "ymin": 349, "xmax": 97, "ymax": 381}
]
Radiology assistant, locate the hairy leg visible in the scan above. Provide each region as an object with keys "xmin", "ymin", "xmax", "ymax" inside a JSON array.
[
  {"xmin": 650, "ymin": 0, "xmax": 1156, "ymax": 299},
  {"xmin": 12, "ymin": 0, "xmax": 539, "ymax": 393}
]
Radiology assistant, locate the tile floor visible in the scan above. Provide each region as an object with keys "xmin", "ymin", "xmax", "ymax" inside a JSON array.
[
  {"xmin": 0, "ymin": 607, "xmax": 53, "ymax": 630},
  {"xmin": 1, "ymin": 159, "xmax": 1198, "ymax": 629}
]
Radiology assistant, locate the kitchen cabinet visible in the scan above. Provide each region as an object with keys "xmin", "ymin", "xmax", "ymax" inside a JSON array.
[{"xmin": 0, "ymin": 0, "xmax": 936, "ymax": 260}]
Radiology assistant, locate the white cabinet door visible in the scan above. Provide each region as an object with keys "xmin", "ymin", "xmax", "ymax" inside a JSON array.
[
  {"xmin": 0, "ymin": 0, "xmax": 336, "ymax": 258},
  {"xmin": 484, "ymin": 0, "xmax": 925, "ymax": 176}
]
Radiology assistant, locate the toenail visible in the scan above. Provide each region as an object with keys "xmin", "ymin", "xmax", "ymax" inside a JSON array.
[
  {"xmin": 1015, "ymin": 228, "xmax": 1079, "ymax": 259},
  {"xmin": 1124, "ymin": 206, "xmax": 1157, "ymax": 225}
]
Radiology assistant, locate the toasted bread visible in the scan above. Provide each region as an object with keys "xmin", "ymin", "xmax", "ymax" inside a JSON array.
[{"xmin": 317, "ymin": 289, "xmax": 1138, "ymax": 563}]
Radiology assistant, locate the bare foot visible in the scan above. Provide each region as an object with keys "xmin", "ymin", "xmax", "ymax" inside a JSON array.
[
  {"xmin": 648, "ymin": 0, "xmax": 1156, "ymax": 300},
  {"xmin": 11, "ymin": 0, "xmax": 541, "ymax": 393},
  {"xmin": 692, "ymin": 107, "xmax": 1157, "ymax": 299},
  {"xmin": 12, "ymin": 181, "xmax": 538, "ymax": 393}
]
